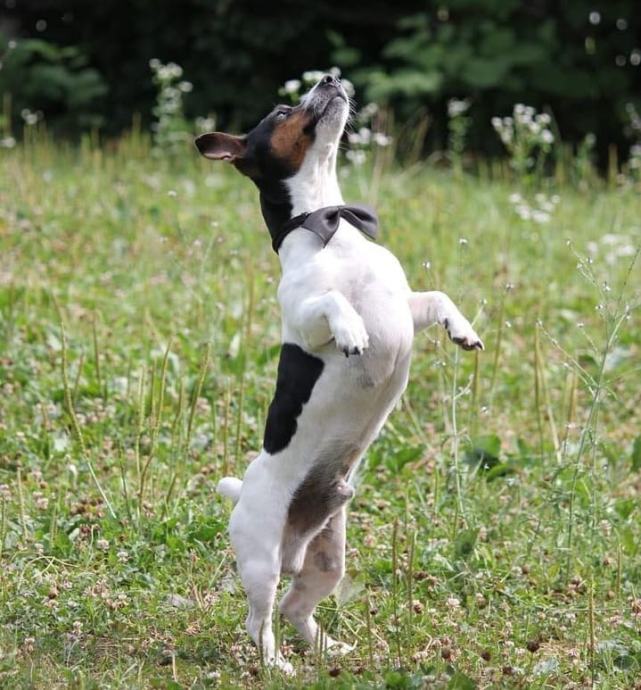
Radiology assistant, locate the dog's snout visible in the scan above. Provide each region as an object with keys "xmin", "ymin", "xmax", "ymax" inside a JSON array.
[{"xmin": 320, "ymin": 74, "xmax": 337, "ymax": 86}]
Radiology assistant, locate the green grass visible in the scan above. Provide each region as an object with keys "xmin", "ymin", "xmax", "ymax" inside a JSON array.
[{"xmin": 1, "ymin": 137, "xmax": 640, "ymax": 689}]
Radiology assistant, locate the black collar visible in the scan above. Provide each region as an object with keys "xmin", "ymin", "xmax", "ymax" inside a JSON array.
[{"xmin": 271, "ymin": 204, "xmax": 379, "ymax": 253}]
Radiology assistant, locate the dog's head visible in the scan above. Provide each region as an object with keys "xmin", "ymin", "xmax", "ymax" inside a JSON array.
[{"xmin": 195, "ymin": 74, "xmax": 349, "ymax": 188}]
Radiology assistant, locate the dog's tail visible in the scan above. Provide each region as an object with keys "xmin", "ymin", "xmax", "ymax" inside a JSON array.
[{"xmin": 217, "ymin": 476, "xmax": 242, "ymax": 504}]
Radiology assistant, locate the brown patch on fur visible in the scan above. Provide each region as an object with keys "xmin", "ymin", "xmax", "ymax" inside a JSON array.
[
  {"xmin": 270, "ymin": 111, "xmax": 313, "ymax": 170},
  {"xmin": 287, "ymin": 443, "xmax": 361, "ymax": 535},
  {"xmin": 313, "ymin": 550, "xmax": 335, "ymax": 573}
]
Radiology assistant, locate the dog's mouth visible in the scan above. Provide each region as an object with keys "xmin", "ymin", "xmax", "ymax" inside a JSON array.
[
  {"xmin": 319, "ymin": 93, "xmax": 347, "ymax": 116},
  {"xmin": 306, "ymin": 90, "xmax": 348, "ymax": 129}
]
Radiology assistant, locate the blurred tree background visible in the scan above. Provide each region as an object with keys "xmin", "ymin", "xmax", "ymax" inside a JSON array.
[{"xmin": 1, "ymin": 0, "xmax": 640, "ymax": 162}]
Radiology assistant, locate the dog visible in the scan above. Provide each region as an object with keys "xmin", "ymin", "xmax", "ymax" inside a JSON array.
[{"xmin": 195, "ymin": 74, "xmax": 483, "ymax": 672}]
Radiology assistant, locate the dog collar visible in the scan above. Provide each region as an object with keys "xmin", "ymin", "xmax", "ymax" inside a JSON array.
[{"xmin": 272, "ymin": 204, "xmax": 378, "ymax": 253}]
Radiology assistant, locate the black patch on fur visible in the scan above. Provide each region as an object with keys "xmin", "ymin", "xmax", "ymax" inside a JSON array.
[{"xmin": 263, "ymin": 344, "xmax": 324, "ymax": 454}]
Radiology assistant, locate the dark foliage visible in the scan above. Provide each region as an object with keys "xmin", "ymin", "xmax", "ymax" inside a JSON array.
[{"xmin": 1, "ymin": 0, "xmax": 640, "ymax": 158}]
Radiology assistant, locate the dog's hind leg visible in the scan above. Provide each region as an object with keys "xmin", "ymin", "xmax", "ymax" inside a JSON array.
[
  {"xmin": 280, "ymin": 507, "xmax": 353, "ymax": 654},
  {"xmin": 229, "ymin": 499, "xmax": 292, "ymax": 673}
]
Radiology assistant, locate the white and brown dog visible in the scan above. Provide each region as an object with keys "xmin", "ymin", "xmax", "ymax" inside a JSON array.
[{"xmin": 195, "ymin": 74, "xmax": 483, "ymax": 672}]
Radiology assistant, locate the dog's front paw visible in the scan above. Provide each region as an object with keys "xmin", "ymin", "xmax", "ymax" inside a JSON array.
[
  {"xmin": 444, "ymin": 317, "xmax": 484, "ymax": 351},
  {"xmin": 332, "ymin": 312, "xmax": 369, "ymax": 356}
]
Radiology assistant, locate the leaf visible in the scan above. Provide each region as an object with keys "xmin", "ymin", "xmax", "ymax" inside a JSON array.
[
  {"xmin": 384, "ymin": 670, "xmax": 424, "ymax": 689},
  {"xmin": 454, "ymin": 528, "xmax": 478, "ymax": 560},
  {"xmin": 485, "ymin": 462, "xmax": 516, "ymax": 481},
  {"xmin": 596, "ymin": 639, "xmax": 633, "ymax": 669},
  {"xmin": 615, "ymin": 498, "xmax": 637, "ymax": 520},
  {"xmin": 632, "ymin": 435, "xmax": 641, "ymax": 472},
  {"xmin": 388, "ymin": 444, "xmax": 424, "ymax": 472},
  {"xmin": 600, "ymin": 441, "xmax": 619, "ymax": 468},
  {"xmin": 463, "ymin": 435, "xmax": 501, "ymax": 471},
  {"xmin": 188, "ymin": 517, "xmax": 223, "ymax": 544},
  {"xmin": 257, "ymin": 343, "xmax": 281, "ymax": 366},
  {"xmin": 447, "ymin": 671, "xmax": 476, "ymax": 689}
]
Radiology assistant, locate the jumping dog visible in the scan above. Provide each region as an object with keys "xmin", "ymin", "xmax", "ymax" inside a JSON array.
[{"xmin": 195, "ymin": 74, "xmax": 483, "ymax": 672}]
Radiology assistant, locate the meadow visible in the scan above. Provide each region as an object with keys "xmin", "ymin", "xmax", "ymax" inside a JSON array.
[{"xmin": 1, "ymin": 133, "xmax": 640, "ymax": 689}]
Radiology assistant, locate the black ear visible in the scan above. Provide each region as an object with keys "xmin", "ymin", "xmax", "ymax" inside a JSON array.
[{"xmin": 195, "ymin": 132, "xmax": 247, "ymax": 162}]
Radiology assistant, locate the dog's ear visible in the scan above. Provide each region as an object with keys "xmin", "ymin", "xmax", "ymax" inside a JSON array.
[{"xmin": 195, "ymin": 132, "xmax": 247, "ymax": 162}]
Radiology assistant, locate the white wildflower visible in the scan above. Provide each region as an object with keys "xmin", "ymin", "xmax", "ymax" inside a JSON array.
[
  {"xmin": 345, "ymin": 150, "xmax": 366, "ymax": 166},
  {"xmin": 302, "ymin": 70, "xmax": 324, "ymax": 84},
  {"xmin": 341, "ymin": 78, "xmax": 355, "ymax": 97},
  {"xmin": 361, "ymin": 102, "xmax": 379, "ymax": 119},
  {"xmin": 532, "ymin": 210, "xmax": 550, "ymax": 224},
  {"xmin": 373, "ymin": 132, "xmax": 391, "ymax": 146},
  {"xmin": 195, "ymin": 116, "xmax": 216, "ymax": 133},
  {"xmin": 446, "ymin": 596, "xmax": 461, "ymax": 609},
  {"xmin": 358, "ymin": 127, "xmax": 371, "ymax": 144},
  {"xmin": 447, "ymin": 98, "xmax": 470, "ymax": 118},
  {"xmin": 283, "ymin": 79, "xmax": 301, "ymax": 94}
]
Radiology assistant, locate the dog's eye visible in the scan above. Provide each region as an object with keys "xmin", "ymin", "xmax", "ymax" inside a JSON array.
[{"xmin": 275, "ymin": 109, "xmax": 291, "ymax": 120}]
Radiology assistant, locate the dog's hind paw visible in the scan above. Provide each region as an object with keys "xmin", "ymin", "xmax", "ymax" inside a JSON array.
[
  {"xmin": 325, "ymin": 638, "xmax": 355, "ymax": 656},
  {"xmin": 266, "ymin": 654, "xmax": 294, "ymax": 675}
]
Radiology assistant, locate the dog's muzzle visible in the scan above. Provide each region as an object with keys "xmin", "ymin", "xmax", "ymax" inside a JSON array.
[{"xmin": 304, "ymin": 75, "xmax": 348, "ymax": 120}]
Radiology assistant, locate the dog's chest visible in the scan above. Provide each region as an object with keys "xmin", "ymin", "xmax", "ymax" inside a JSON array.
[{"xmin": 265, "ymin": 232, "xmax": 414, "ymax": 458}]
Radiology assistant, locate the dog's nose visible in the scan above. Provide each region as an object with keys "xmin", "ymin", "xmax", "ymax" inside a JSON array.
[{"xmin": 320, "ymin": 74, "xmax": 337, "ymax": 86}]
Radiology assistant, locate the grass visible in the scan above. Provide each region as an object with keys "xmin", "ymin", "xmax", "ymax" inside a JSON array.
[{"xmin": 1, "ymin": 135, "xmax": 640, "ymax": 689}]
